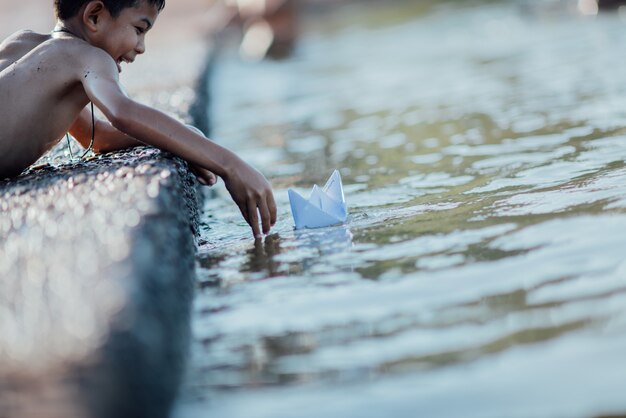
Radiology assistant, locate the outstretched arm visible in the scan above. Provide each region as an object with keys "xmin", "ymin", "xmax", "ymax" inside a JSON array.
[
  {"xmin": 70, "ymin": 108, "xmax": 217, "ymax": 186},
  {"xmin": 80, "ymin": 52, "xmax": 276, "ymax": 237}
]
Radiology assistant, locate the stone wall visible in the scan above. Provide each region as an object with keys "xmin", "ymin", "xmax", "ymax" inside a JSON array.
[{"xmin": 0, "ymin": 142, "xmax": 204, "ymax": 417}]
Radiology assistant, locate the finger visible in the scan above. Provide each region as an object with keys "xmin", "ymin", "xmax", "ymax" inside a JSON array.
[
  {"xmin": 247, "ymin": 200, "xmax": 261, "ymax": 238},
  {"xmin": 267, "ymin": 191, "xmax": 277, "ymax": 226},
  {"xmin": 195, "ymin": 166, "xmax": 217, "ymax": 186},
  {"xmin": 189, "ymin": 165, "xmax": 207, "ymax": 185},
  {"xmin": 200, "ymin": 170, "xmax": 216, "ymax": 186},
  {"xmin": 237, "ymin": 202, "xmax": 250, "ymax": 224},
  {"xmin": 258, "ymin": 199, "xmax": 271, "ymax": 235},
  {"xmin": 207, "ymin": 171, "xmax": 217, "ymax": 185}
]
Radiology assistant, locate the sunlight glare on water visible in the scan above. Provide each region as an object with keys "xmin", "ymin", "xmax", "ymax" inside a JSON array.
[{"xmin": 176, "ymin": 1, "xmax": 626, "ymax": 417}]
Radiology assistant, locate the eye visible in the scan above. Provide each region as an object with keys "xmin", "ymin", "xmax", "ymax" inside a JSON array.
[{"xmin": 135, "ymin": 26, "xmax": 144, "ymax": 35}]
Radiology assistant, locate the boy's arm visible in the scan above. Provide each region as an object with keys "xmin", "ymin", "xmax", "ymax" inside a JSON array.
[
  {"xmin": 80, "ymin": 52, "xmax": 276, "ymax": 237},
  {"xmin": 70, "ymin": 107, "xmax": 217, "ymax": 186},
  {"xmin": 69, "ymin": 106, "xmax": 142, "ymax": 153}
]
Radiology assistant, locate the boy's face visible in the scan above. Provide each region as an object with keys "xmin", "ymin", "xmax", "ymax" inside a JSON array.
[{"xmin": 95, "ymin": 1, "xmax": 159, "ymax": 72}]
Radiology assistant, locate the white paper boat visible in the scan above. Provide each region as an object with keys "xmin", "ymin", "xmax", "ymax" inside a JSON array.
[{"xmin": 288, "ymin": 170, "xmax": 348, "ymax": 229}]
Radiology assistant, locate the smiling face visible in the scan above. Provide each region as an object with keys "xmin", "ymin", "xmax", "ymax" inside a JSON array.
[{"xmin": 93, "ymin": 0, "xmax": 159, "ymax": 72}]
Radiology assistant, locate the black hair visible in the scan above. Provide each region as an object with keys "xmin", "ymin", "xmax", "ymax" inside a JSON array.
[{"xmin": 54, "ymin": 0, "xmax": 165, "ymax": 20}]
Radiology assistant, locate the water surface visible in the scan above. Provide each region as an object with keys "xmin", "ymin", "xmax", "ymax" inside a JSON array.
[{"xmin": 177, "ymin": 2, "xmax": 626, "ymax": 416}]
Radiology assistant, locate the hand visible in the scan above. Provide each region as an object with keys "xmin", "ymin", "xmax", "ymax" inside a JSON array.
[
  {"xmin": 183, "ymin": 124, "xmax": 276, "ymax": 237},
  {"xmin": 222, "ymin": 158, "xmax": 277, "ymax": 238},
  {"xmin": 189, "ymin": 162, "xmax": 217, "ymax": 186}
]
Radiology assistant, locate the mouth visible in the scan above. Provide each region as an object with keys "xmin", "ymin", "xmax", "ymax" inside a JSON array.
[{"xmin": 116, "ymin": 57, "xmax": 134, "ymax": 73}]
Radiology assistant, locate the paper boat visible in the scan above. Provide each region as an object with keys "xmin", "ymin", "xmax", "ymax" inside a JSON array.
[{"xmin": 288, "ymin": 170, "xmax": 348, "ymax": 229}]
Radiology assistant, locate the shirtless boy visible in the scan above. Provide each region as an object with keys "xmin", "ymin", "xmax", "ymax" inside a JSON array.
[{"xmin": 0, "ymin": 0, "xmax": 276, "ymax": 238}]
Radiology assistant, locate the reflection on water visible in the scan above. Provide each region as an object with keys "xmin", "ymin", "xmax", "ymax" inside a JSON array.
[{"xmin": 177, "ymin": 1, "xmax": 626, "ymax": 417}]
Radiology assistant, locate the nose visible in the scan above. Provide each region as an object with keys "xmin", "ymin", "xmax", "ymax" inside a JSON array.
[{"xmin": 135, "ymin": 37, "xmax": 146, "ymax": 55}]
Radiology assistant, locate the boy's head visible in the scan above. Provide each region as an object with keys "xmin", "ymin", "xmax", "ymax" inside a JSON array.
[{"xmin": 54, "ymin": 0, "xmax": 165, "ymax": 20}]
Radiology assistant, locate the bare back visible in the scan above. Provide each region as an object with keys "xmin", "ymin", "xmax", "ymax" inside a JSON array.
[{"xmin": 0, "ymin": 30, "xmax": 93, "ymax": 178}]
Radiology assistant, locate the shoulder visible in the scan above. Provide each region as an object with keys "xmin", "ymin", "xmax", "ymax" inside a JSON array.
[
  {"xmin": 0, "ymin": 30, "xmax": 49, "ymax": 68},
  {"xmin": 76, "ymin": 43, "xmax": 116, "ymax": 71},
  {"xmin": 78, "ymin": 43, "xmax": 115, "ymax": 66},
  {"xmin": 15, "ymin": 29, "xmax": 45, "ymax": 39},
  {"xmin": 5, "ymin": 29, "xmax": 40, "ymax": 41},
  {"xmin": 0, "ymin": 29, "xmax": 47, "ymax": 48},
  {"xmin": 51, "ymin": 40, "xmax": 118, "ymax": 78}
]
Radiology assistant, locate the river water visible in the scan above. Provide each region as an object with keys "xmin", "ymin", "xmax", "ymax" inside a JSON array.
[{"xmin": 175, "ymin": 1, "xmax": 626, "ymax": 417}]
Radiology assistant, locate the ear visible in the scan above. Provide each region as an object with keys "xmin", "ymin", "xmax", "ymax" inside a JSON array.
[{"xmin": 82, "ymin": 1, "xmax": 107, "ymax": 32}]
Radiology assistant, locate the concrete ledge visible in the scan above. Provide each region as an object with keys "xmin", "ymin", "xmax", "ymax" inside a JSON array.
[{"xmin": 0, "ymin": 147, "xmax": 203, "ymax": 418}]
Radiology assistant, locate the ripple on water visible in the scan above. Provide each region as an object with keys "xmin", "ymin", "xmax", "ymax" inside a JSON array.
[{"xmin": 180, "ymin": 1, "xmax": 626, "ymax": 416}]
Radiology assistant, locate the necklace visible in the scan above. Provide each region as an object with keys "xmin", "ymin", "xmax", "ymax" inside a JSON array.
[
  {"xmin": 52, "ymin": 27, "xmax": 82, "ymax": 39},
  {"xmin": 65, "ymin": 102, "xmax": 96, "ymax": 160}
]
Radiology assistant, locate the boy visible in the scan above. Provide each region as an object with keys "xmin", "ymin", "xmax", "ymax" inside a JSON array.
[{"xmin": 0, "ymin": 0, "xmax": 276, "ymax": 238}]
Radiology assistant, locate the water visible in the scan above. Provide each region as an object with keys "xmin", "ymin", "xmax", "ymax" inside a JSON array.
[{"xmin": 176, "ymin": 1, "xmax": 626, "ymax": 417}]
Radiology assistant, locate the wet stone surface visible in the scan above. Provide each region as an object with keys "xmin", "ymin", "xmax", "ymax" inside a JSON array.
[{"xmin": 0, "ymin": 146, "xmax": 202, "ymax": 418}]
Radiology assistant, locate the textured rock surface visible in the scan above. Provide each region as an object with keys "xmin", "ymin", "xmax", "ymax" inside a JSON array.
[
  {"xmin": 0, "ymin": 137, "xmax": 204, "ymax": 417},
  {"xmin": 0, "ymin": 147, "xmax": 202, "ymax": 417}
]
